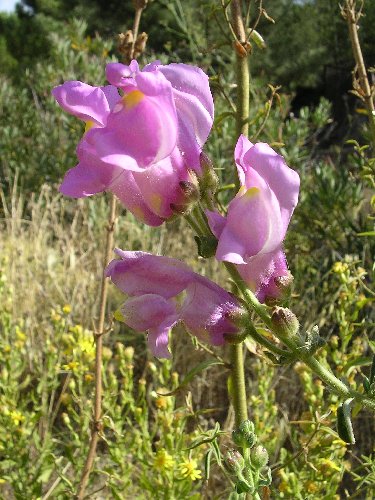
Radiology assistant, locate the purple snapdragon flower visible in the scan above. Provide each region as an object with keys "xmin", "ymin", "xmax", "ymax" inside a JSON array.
[
  {"xmin": 207, "ymin": 135, "xmax": 300, "ymax": 303},
  {"xmin": 105, "ymin": 249, "xmax": 243, "ymax": 358},
  {"xmin": 52, "ymin": 60, "xmax": 214, "ymax": 226}
]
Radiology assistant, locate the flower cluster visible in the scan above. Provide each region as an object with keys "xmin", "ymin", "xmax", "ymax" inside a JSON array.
[
  {"xmin": 53, "ymin": 59, "xmax": 300, "ymax": 358},
  {"xmin": 106, "ymin": 249, "xmax": 243, "ymax": 358},
  {"xmin": 207, "ymin": 135, "xmax": 300, "ymax": 302},
  {"xmin": 52, "ymin": 60, "xmax": 214, "ymax": 226}
]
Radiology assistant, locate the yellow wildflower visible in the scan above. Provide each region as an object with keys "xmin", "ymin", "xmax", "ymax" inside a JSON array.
[
  {"xmin": 84, "ymin": 373, "xmax": 94, "ymax": 383},
  {"xmin": 78, "ymin": 336, "xmax": 95, "ymax": 361},
  {"xmin": 178, "ymin": 458, "xmax": 202, "ymax": 481},
  {"xmin": 62, "ymin": 304, "xmax": 71, "ymax": 315},
  {"xmin": 62, "ymin": 361, "xmax": 80, "ymax": 372},
  {"xmin": 305, "ymin": 481, "xmax": 318, "ymax": 493},
  {"xmin": 10, "ymin": 410, "xmax": 25, "ymax": 426},
  {"xmin": 15, "ymin": 329, "xmax": 26, "ymax": 341},
  {"xmin": 0, "ymin": 479, "xmax": 6, "ymax": 484},
  {"xmin": 153, "ymin": 449, "xmax": 175, "ymax": 471},
  {"xmin": 332, "ymin": 262, "xmax": 349, "ymax": 274},
  {"xmin": 319, "ymin": 458, "xmax": 341, "ymax": 472}
]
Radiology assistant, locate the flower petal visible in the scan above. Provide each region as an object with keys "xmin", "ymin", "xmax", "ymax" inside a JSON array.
[
  {"xmin": 205, "ymin": 210, "xmax": 226, "ymax": 239},
  {"xmin": 52, "ymin": 81, "xmax": 115, "ymax": 126},
  {"xmin": 215, "ymin": 181, "xmax": 284, "ymax": 264},
  {"xmin": 106, "ymin": 250, "xmax": 194, "ymax": 299},
  {"xmin": 181, "ymin": 277, "xmax": 240, "ymax": 345},
  {"xmin": 236, "ymin": 136, "xmax": 300, "ymax": 232},
  {"xmin": 148, "ymin": 325, "xmax": 173, "ymax": 358},
  {"xmin": 237, "ymin": 247, "xmax": 289, "ymax": 302},
  {"xmin": 59, "ymin": 162, "xmax": 118, "ymax": 197},
  {"xmin": 158, "ymin": 63, "xmax": 214, "ymax": 171},
  {"xmin": 94, "ymin": 73, "xmax": 178, "ymax": 169},
  {"xmin": 132, "ymin": 149, "xmax": 188, "ymax": 218},
  {"xmin": 105, "ymin": 61, "xmax": 139, "ymax": 89},
  {"xmin": 121, "ymin": 294, "xmax": 178, "ymax": 332}
]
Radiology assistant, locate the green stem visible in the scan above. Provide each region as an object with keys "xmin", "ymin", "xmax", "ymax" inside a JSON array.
[
  {"xmin": 185, "ymin": 212, "xmax": 204, "ymax": 236},
  {"xmin": 225, "ymin": 263, "xmax": 375, "ymax": 411},
  {"xmin": 235, "ymin": 54, "xmax": 250, "ymax": 139},
  {"xmin": 230, "ymin": 343, "xmax": 248, "ymax": 427},
  {"xmin": 230, "ymin": 0, "xmax": 250, "ymax": 190},
  {"xmin": 194, "ymin": 204, "xmax": 212, "ymax": 235},
  {"xmin": 244, "ymin": 320, "xmax": 293, "ymax": 359},
  {"xmin": 225, "ymin": 263, "xmax": 271, "ymax": 323}
]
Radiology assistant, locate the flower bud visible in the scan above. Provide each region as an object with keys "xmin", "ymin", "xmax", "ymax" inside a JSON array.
[
  {"xmin": 62, "ymin": 413, "xmax": 71, "ymax": 426},
  {"xmin": 225, "ymin": 308, "xmax": 249, "ymax": 329},
  {"xmin": 199, "ymin": 152, "xmax": 219, "ymax": 195},
  {"xmin": 124, "ymin": 346, "xmax": 135, "ymax": 361},
  {"xmin": 170, "ymin": 174, "xmax": 200, "ymax": 215},
  {"xmin": 251, "ymin": 445, "xmax": 269, "ymax": 468},
  {"xmin": 249, "ymin": 29, "xmax": 266, "ymax": 50},
  {"xmin": 263, "ymin": 271, "xmax": 295, "ymax": 305},
  {"xmin": 232, "ymin": 420, "xmax": 257, "ymax": 449},
  {"xmin": 271, "ymin": 306, "xmax": 299, "ymax": 338},
  {"xmin": 225, "ymin": 449, "xmax": 245, "ymax": 475},
  {"xmin": 223, "ymin": 307, "xmax": 249, "ymax": 344}
]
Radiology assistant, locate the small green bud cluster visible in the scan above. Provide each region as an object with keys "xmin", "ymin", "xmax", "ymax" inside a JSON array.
[
  {"xmin": 232, "ymin": 420, "xmax": 257, "ymax": 449},
  {"xmin": 229, "ymin": 420, "xmax": 272, "ymax": 495}
]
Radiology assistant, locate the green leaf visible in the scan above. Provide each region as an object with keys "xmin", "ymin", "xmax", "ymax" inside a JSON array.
[
  {"xmin": 204, "ymin": 448, "xmax": 213, "ymax": 480},
  {"xmin": 337, "ymin": 399, "xmax": 355, "ymax": 444},
  {"xmin": 194, "ymin": 235, "xmax": 218, "ymax": 258},
  {"xmin": 363, "ymin": 376, "xmax": 371, "ymax": 393},
  {"xmin": 370, "ymin": 354, "xmax": 375, "ymax": 384},
  {"xmin": 357, "ymin": 231, "xmax": 375, "ymax": 237},
  {"xmin": 342, "ymin": 356, "xmax": 372, "ymax": 373}
]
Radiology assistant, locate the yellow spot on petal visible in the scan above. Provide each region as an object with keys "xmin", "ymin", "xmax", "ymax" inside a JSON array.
[
  {"xmin": 84, "ymin": 120, "xmax": 95, "ymax": 133},
  {"xmin": 150, "ymin": 193, "xmax": 163, "ymax": 212},
  {"xmin": 122, "ymin": 90, "xmax": 144, "ymax": 109},
  {"xmin": 114, "ymin": 309, "xmax": 125, "ymax": 322},
  {"xmin": 132, "ymin": 206, "xmax": 146, "ymax": 222},
  {"xmin": 244, "ymin": 187, "xmax": 260, "ymax": 198}
]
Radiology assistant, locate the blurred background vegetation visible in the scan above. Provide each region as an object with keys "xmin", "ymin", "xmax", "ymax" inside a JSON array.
[{"xmin": 0, "ymin": 0, "xmax": 374, "ymax": 498}]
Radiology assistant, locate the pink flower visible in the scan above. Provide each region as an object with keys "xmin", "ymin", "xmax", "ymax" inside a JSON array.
[
  {"xmin": 106, "ymin": 249, "xmax": 242, "ymax": 358},
  {"xmin": 52, "ymin": 61, "xmax": 213, "ymax": 226},
  {"xmin": 207, "ymin": 135, "xmax": 300, "ymax": 302}
]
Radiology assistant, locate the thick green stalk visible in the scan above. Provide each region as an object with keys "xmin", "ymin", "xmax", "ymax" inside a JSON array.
[
  {"xmin": 231, "ymin": 0, "xmax": 250, "ymax": 191},
  {"xmin": 226, "ymin": 1, "xmax": 251, "ymax": 435},
  {"xmin": 230, "ymin": 343, "xmax": 248, "ymax": 426},
  {"xmin": 235, "ymin": 55, "xmax": 250, "ymax": 139}
]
